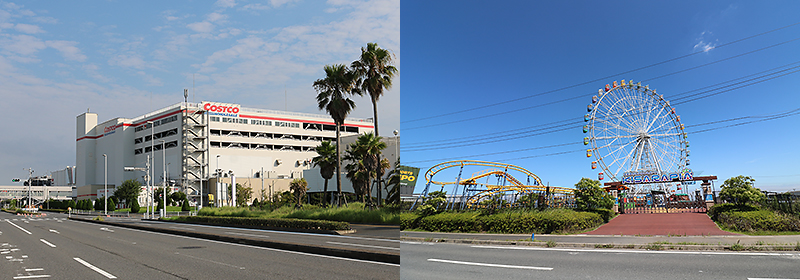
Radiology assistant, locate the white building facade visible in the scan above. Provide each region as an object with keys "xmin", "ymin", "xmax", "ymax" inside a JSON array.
[{"xmin": 76, "ymin": 101, "xmax": 373, "ymax": 205}]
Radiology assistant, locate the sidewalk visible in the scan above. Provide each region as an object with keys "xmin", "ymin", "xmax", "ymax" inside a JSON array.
[{"xmin": 401, "ymin": 212, "xmax": 800, "ymax": 251}]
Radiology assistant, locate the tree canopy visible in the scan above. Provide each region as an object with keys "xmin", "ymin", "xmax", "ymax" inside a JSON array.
[
  {"xmin": 574, "ymin": 178, "xmax": 613, "ymax": 211},
  {"xmin": 720, "ymin": 175, "xmax": 764, "ymax": 206},
  {"xmin": 114, "ymin": 179, "xmax": 142, "ymax": 205}
]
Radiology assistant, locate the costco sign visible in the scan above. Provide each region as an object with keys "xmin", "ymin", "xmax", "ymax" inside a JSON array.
[{"xmin": 202, "ymin": 102, "xmax": 240, "ymax": 117}]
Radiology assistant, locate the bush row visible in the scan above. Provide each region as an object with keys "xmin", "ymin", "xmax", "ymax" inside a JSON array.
[
  {"xmin": 169, "ymin": 216, "xmax": 350, "ymax": 231},
  {"xmin": 717, "ymin": 210, "xmax": 800, "ymax": 232},
  {"xmin": 401, "ymin": 209, "xmax": 604, "ymax": 234}
]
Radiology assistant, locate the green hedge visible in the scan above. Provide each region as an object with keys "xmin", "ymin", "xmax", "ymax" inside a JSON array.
[
  {"xmin": 402, "ymin": 209, "xmax": 604, "ymax": 234},
  {"xmin": 717, "ymin": 210, "xmax": 800, "ymax": 232},
  {"xmin": 168, "ymin": 216, "xmax": 350, "ymax": 231}
]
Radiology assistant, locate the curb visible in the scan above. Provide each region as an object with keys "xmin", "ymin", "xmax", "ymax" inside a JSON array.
[
  {"xmin": 71, "ymin": 217, "xmax": 399, "ymax": 264},
  {"xmin": 165, "ymin": 218, "xmax": 356, "ymax": 236},
  {"xmin": 400, "ymin": 237, "xmax": 800, "ymax": 252}
]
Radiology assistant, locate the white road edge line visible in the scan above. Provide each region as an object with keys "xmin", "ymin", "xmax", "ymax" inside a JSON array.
[
  {"xmin": 224, "ymin": 232, "xmax": 267, "ymax": 238},
  {"xmin": 748, "ymin": 278, "xmax": 800, "ymax": 280},
  {"xmin": 428, "ymin": 258, "xmax": 553, "ymax": 271},
  {"xmin": 326, "ymin": 241, "xmax": 400, "ymax": 250},
  {"xmin": 471, "ymin": 245, "xmax": 800, "ymax": 256},
  {"xmin": 71, "ymin": 220, "xmax": 399, "ymax": 267},
  {"xmin": 7, "ymin": 221, "xmax": 32, "ymax": 235},
  {"xmin": 13, "ymin": 275, "xmax": 51, "ymax": 279},
  {"xmin": 39, "ymin": 239, "xmax": 56, "ymax": 248},
  {"xmin": 74, "ymin": 257, "xmax": 117, "ymax": 279}
]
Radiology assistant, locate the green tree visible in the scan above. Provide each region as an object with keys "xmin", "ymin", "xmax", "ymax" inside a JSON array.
[
  {"xmin": 130, "ymin": 198, "xmax": 141, "ymax": 213},
  {"xmin": 574, "ymin": 178, "xmax": 613, "ymax": 211},
  {"xmin": 417, "ymin": 191, "xmax": 447, "ymax": 216},
  {"xmin": 290, "ymin": 178, "xmax": 309, "ymax": 207},
  {"xmin": 181, "ymin": 198, "xmax": 191, "ymax": 211},
  {"xmin": 156, "ymin": 198, "xmax": 164, "ymax": 210},
  {"xmin": 237, "ymin": 183, "xmax": 253, "ymax": 206},
  {"xmin": 170, "ymin": 192, "xmax": 187, "ymax": 206},
  {"xmin": 314, "ymin": 64, "xmax": 359, "ymax": 207},
  {"xmin": 114, "ymin": 179, "xmax": 142, "ymax": 207},
  {"xmin": 153, "ymin": 187, "xmax": 173, "ymax": 206},
  {"xmin": 719, "ymin": 175, "xmax": 764, "ymax": 206},
  {"xmin": 94, "ymin": 198, "xmax": 103, "ymax": 211},
  {"xmin": 344, "ymin": 133, "xmax": 387, "ymax": 206},
  {"xmin": 107, "ymin": 199, "xmax": 116, "ymax": 212},
  {"xmin": 313, "ymin": 141, "xmax": 337, "ymax": 207},
  {"xmin": 383, "ymin": 159, "xmax": 402, "ymax": 205},
  {"xmin": 519, "ymin": 192, "xmax": 539, "ymax": 209},
  {"xmin": 351, "ymin": 43, "xmax": 397, "ymax": 205}
]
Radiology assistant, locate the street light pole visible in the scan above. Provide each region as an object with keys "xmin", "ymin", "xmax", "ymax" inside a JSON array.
[
  {"xmin": 159, "ymin": 140, "xmax": 166, "ymax": 218},
  {"xmin": 25, "ymin": 168, "xmax": 33, "ymax": 208},
  {"xmin": 147, "ymin": 121, "xmax": 154, "ymax": 219},
  {"xmin": 103, "ymin": 154, "xmax": 107, "ymax": 216},
  {"xmin": 216, "ymin": 155, "xmax": 220, "ymax": 207}
]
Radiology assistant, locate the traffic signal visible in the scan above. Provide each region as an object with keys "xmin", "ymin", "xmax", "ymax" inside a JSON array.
[{"xmin": 11, "ymin": 178, "xmax": 20, "ymax": 182}]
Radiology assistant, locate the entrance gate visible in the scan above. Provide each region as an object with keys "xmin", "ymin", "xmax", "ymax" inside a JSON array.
[{"xmin": 609, "ymin": 176, "xmax": 717, "ymax": 214}]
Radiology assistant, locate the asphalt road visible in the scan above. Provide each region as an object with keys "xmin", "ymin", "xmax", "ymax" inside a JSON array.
[
  {"xmin": 1, "ymin": 212, "xmax": 398, "ymax": 279},
  {"xmin": 401, "ymin": 241, "xmax": 800, "ymax": 280}
]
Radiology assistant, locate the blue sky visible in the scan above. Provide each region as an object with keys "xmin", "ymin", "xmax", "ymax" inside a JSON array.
[
  {"xmin": 400, "ymin": 1, "xmax": 800, "ymax": 194},
  {"xmin": 0, "ymin": 0, "xmax": 399, "ymax": 183}
]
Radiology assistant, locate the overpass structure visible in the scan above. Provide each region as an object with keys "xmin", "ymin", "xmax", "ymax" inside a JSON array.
[{"xmin": 0, "ymin": 185, "xmax": 72, "ymax": 207}]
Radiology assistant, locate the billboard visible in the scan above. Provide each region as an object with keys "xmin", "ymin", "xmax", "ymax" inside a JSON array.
[{"xmin": 398, "ymin": 166, "xmax": 420, "ymax": 196}]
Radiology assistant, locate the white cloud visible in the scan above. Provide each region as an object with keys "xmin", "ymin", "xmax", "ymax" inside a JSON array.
[
  {"xmin": 108, "ymin": 54, "xmax": 148, "ymax": 69},
  {"xmin": 1, "ymin": 34, "xmax": 46, "ymax": 56},
  {"xmin": 242, "ymin": 3, "xmax": 270, "ymax": 10},
  {"xmin": 270, "ymin": 0, "xmax": 300, "ymax": 8},
  {"xmin": 693, "ymin": 31, "xmax": 717, "ymax": 53},
  {"xmin": 187, "ymin": 21, "xmax": 214, "ymax": 33},
  {"xmin": 207, "ymin": 12, "xmax": 227, "ymax": 23},
  {"xmin": 215, "ymin": 0, "xmax": 237, "ymax": 8},
  {"xmin": 137, "ymin": 71, "xmax": 163, "ymax": 86},
  {"xmin": 45, "ymin": 40, "xmax": 87, "ymax": 61},
  {"xmin": 15, "ymin": 23, "xmax": 44, "ymax": 34}
]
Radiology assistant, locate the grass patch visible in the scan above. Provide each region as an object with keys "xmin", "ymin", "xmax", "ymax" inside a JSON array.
[
  {"xmin": 595, "ymin": 244, "xmax": 615, "ymax": 248},
  {"xmin": 729, "ymin": 243, "xmax": 744, "ymax": 251},
  {"xmin": 644, "ymin": 243, "xmax": 663, "ymax": 251},
  {"xmin": 546, "ymin": 240, "xmax": 557, "ymax": 248}
]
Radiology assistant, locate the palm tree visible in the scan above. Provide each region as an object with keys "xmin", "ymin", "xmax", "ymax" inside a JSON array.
[
  {"xmin": 312, "ymin": 141, "xmax": 336, "ymax": 207},
  {"xmin": 344, "ymin": 133, "xmax": 387, "ymax": 206},
  {"xmin": 351, "ymin": 42, "xmax": 397, "ymax": 137},
  {"xmin": 314, "ymin": 64, "xmax": 358, "ymax": 207},
  {"xmin": 351, "ymin": 43, "xmax": 397, "ymax": 206},
  {"xmin": 289, "ymin": 178, "xmax": 308, "ymax": 208}
]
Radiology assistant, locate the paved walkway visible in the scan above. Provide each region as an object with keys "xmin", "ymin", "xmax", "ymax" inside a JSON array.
[{"xmin": 586, "ymin": 212, "xmax": 738, "ymax": 236}]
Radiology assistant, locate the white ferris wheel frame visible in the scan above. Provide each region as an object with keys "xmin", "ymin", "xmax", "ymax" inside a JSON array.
[{"xmin": 586, "ymin": 81, "xmax": 688, "ymax": 190}]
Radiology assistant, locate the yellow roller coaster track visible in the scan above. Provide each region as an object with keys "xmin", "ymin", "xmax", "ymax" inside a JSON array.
[{"xmin": 424, "ymin": 160, "xmax": 574, "ymax": 208}]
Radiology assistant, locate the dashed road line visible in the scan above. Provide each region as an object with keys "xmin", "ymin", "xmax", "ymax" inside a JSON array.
[
  {"xmin": 7, "ymin": 221, "xmax": 32, "ymax": 235},
  {"xmin": 25, "ymin": 268, "xmax": 44, "ymax": 272},
  {"xmin": 13, "ymin": 275, "xmax": 51, "ymax": 279},
  {"xmin": 40, "ymin": 239, "xmax": 57, "ymax": 248},
  {"xmin": 74, "ymin": 258, "xmax": 117, "ymax": 279}
]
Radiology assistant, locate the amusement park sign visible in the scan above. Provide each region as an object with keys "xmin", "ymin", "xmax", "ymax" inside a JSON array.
[{"xmin": 621, "ymin": 169, "xmax": 693, "ymax": 184}]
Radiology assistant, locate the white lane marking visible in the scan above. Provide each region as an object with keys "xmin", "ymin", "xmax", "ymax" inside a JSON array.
[
  {"xmin": 7, "ymin": 221, "xmax": 32, "ymax": 235},
  {"xmin": 99, "ymin": 228, "xmax": 114, "ymax": 233},
  {"xmin": 25, "ymin": 268, "xmax": 44, "ymax": 271},
  {"xmin": 472, "ymin": 245, "xmax": 800, "ymax": 257},
  {"xmin": 74, "ymin": 258, "xmax": 117, "ymax": 279},
  {"xmin": 13, "ymin": 275, "xmax": 51, "ymax": 279},
  {"xmin": 175, "ymin": 252, "xmax": 245, "ymax": 269},
  {"xmin": 748, "ymin": 278, "xmax": 800, "ymax": 280},
  {"xmin": 48, "ymin": 229, "xmax": 60, "ymax": 234},
  {"xmin": 225, "ymin": 232, "xmax": 268, "ymax": 238},
  {"xmin": 169, "ymin": 226, "xmax": 196, "ymax": 231},
  {"xmin": 142, "ymin": 220, "xmax": 399, "ymax": 243},
  {"xmin": 78, "ymin": 220, "xmax": 399, "ymax": 267},
  {"xmin": 326, "ymin": 241, "xmax": 400, "ymax": 251},
  {"xmin": 40, "ymin": 239, "xmax": 57, "ymax": 248},
  {"xmin": 428, "ymin": 258, "xmax": 553, "ymax": 271}
]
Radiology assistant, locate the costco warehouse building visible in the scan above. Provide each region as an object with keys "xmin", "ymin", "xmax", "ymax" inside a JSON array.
[{"xmin": 75, "ymin": 101, "xmax": 378, "ymax": 207}]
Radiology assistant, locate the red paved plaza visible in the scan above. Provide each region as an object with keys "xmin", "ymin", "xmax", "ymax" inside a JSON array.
[{"xmin": 586, "ymin": 212, "xmax": 739, "ymax": 236}]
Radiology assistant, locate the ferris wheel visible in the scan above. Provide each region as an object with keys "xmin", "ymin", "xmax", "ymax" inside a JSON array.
[{"xmin": 583, "ymin": 80, "xmax": 689, "ymax": 193}]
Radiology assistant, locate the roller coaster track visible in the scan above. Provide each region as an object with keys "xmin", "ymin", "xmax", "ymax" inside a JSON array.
[{"xmin": 416, "ymin": 160, "xmax": 574, "ymax": 209}]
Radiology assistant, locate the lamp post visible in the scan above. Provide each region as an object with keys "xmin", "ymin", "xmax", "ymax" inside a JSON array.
[
  {"xmin": 147, "ymin": 121, "xmax": 154, "ymax": 219},
  {"xmin": 216, "ymin": 155, "xmax": 220, "ymax": 207},
  {"xmin": 159, "ymin": 140, "xmax": 166, "ymax": 218},
  {"xmin": 25, "ymin": 168, "xmax": 33, "ymax": 208},
  {"xmin": 124, "ymin": 162, "xmax": 148, "ymax": 218},
  {"xmin": 103, "ymin": 154, "xmax": 107, "ymax": 216}
]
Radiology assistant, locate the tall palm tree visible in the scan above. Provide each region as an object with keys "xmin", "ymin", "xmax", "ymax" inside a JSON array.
[
  {"xmin": 312, "ymin": 141, "xmax": 336, "ymax": 207},
  {"xmin": 314, "ymin": 64, "xmax": 358, "ymax": 207},
  {"xmin": 351, "ymin": 42, "xmax": 397, "ymax": 136},
  {"xmin": 351, "ymin": 43, "xmax": 397, "ymax": 206}
]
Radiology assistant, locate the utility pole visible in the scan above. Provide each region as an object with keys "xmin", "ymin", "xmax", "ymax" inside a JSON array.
[
  {"xmin": 25, "ymin": 168, "xmax": 33, "ymax": 209},
  {"xmin": 103, "ymin": 154, "xmax": 107, "ymax": 216}
]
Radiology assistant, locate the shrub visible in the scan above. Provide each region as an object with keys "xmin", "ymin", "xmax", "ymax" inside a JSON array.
[
  {"xmin": 107, "ymin": 199, "xmax": 116, "ymax": 211},
  {"xmin": 130, "ymin": 199, "xmax": 141, "ymax": 213},
  {"xmin": 181, "ymin": 198, "xmax": 191, "ymax": 211},
  {"xmin": 717, "ymin": 210, "xmax": 800, "ymax": 232},
  {"xmin": 94, "ymin": 198, "xmax": 103, "ymax": 211},
  {"xmin": 406, "ymin": 209, "xmax": 604, "ymax": 234},
  {"xmin": 708, "ymin": 203, "xmax": 759, "ymax": 221},
  {"xmin": 170, "ymin": 216, "xmax": 350, "ymax": 231}
]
